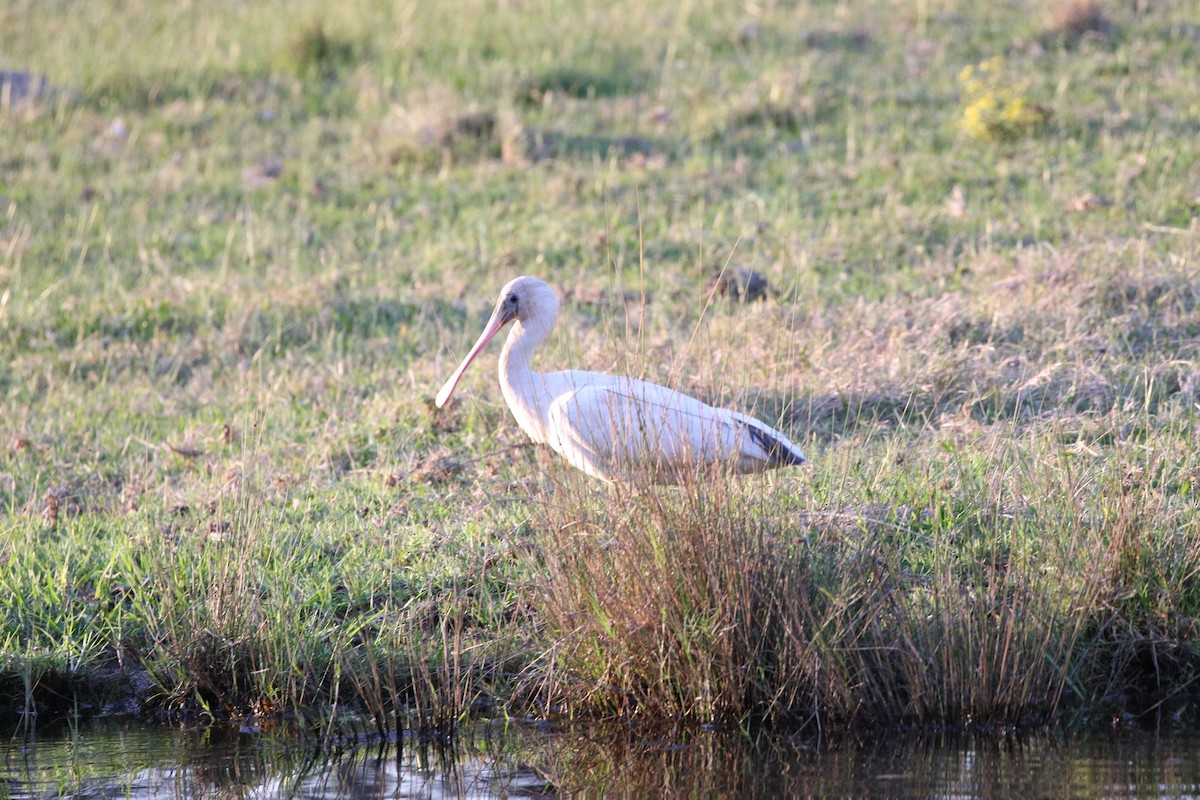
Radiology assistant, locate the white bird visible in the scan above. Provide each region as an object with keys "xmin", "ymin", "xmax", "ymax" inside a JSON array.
[{"xmin": 435, "ymin": 276, "xmax": 806, "ymax": 483}]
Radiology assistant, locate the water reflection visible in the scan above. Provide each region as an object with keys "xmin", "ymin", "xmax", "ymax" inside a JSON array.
[
  {"xmin": 3, "ymin": 716, "xmax": 1200, "ymax": 799},
  {"xmin": 1, "ymin": 717, "xmax": 552, "ymax": 799},
  {"xmin": 527, "ymin": 725, "xmax": 1200, "ymax": 798}
]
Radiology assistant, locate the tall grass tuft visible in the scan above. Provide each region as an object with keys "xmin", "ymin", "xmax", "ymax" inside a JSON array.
[{"xmin": 534, "ymin": 473, "xmax": 799, "ymax": 725}]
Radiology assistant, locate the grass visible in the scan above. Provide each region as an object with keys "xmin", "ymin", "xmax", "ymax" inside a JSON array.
[{"xmin": 1, "ymin": 0, "xmax": 1198, "ymax": 736}]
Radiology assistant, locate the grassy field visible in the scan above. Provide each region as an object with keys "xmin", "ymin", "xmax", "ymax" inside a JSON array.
[{"xmin": 2, "ymin": 0, "xmax": 1198, "ymax": 734}]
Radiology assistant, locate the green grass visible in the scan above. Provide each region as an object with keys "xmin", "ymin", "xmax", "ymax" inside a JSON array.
[{"xmin": 1, "ymin": 0, "xmax": 1198, "ymax": 733}]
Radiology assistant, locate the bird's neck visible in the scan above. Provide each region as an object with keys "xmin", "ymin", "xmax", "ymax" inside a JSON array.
[
  {"xmin": 499, "ymin": 319, "xmax": 541, "ymax": 380},
  {"xmin": 498, "ymin": 319, "xmax": 551, "ymax": 442}
]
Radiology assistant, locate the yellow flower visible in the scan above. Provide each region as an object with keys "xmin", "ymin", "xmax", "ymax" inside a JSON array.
[{"xmin": 956, "ymin": 57, "xmax": 1046, "ymax": 142}]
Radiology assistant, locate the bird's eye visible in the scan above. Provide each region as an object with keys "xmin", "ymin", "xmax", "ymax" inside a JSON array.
[{"xmin": 509, "ymin": 294, "xmax": 519, "ymax": 304}]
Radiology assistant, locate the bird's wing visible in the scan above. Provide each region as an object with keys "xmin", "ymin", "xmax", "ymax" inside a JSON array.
[
  {"xmin": 547, "ymin": 376, "xmax": 806, "ymax": 476},
  {"xmin": 547, "ymin": 379, "xmax": 749, "ymax": 472}
]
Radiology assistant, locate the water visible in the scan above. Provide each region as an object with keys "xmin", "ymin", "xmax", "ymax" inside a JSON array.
[{"xmin": 3, "ymin": 717, "xmax": 1200, "ymax": 799}]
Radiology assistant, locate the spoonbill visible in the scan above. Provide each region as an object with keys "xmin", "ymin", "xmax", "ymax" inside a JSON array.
[{"xmin": 435, "ymin": 275, "xmax": 806, "ymax": 483}]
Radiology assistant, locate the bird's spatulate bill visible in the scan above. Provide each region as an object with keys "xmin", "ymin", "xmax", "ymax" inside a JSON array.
[{"xmin": 435, "ymin": 307, "xmax": 509, "ymax": 408}]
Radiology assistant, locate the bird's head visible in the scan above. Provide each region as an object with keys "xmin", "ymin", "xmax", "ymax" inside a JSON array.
[
  {"xmin": 435, "ymin": 275, "xmax": 559, "ymax": 408},
  {"xmin": 495, "ymin": 275, "xmax": 559, "ymax": 330}
]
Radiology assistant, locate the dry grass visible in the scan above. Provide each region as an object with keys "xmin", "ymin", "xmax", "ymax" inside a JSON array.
[{"xmin": 1049, "ymin": 0, "xmax": 1113, "ymax": 40}]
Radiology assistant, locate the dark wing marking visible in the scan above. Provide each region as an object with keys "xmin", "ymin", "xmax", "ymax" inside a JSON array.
[{"xmin": 745, "ymin": 423, "xmax": 806, "ymax": 467}]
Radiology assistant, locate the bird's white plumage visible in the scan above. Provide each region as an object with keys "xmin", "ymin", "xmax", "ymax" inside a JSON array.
[{"xmin": 436, "ymin": 276, "xmax": 805, "ymax": 483}]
